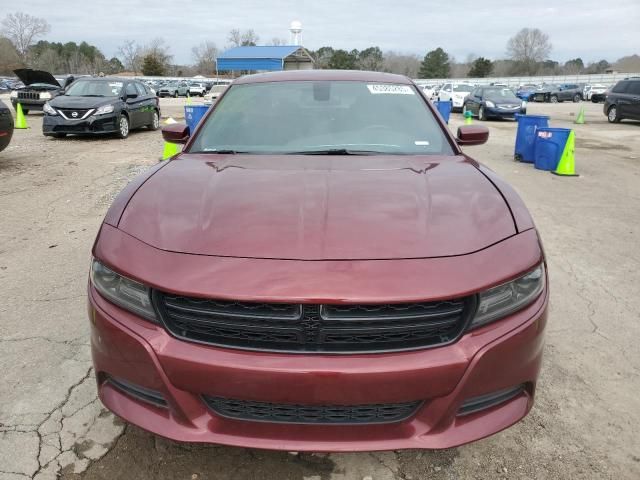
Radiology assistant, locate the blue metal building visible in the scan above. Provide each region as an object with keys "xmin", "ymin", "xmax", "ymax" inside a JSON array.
[{"xmin": 216, "ymin": 46, "xmax": 314, "ymax": 72}]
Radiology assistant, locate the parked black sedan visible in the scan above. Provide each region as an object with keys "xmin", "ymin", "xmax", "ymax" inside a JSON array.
[
  {"xmin": 462, "ymin": 86, "xmax": 526, "ymax": 120},
  {"xmin": 0, "ymin": 99, "xmax": 14, "ymax": 153},
  {"xmin": 42, "ymin": 78, "xmax": 160, "ymax": 138}
]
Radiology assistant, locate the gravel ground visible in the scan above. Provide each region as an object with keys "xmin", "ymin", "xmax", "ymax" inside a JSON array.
[{"xmin": 0, "ymin": 96, "xmax": 638, "ymax": 480}]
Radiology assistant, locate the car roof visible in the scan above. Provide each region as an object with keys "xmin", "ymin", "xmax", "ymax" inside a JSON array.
[{"xmin": 234, "ymin": 69, "xmax": 412, "ymax": 85}]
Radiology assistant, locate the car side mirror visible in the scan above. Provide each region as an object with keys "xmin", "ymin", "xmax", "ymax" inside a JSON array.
[
  {"xmin": 162, "ymin": 124, "xmax": 190, "ymax": 144},
  {"xmin": 456, "ymin": 125, "xmax": 489, "ymax": 146}
]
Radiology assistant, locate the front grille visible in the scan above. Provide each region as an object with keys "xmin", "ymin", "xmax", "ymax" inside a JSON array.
[
  {"xmin": 58, "ymin": 108, "xmax": 91, "ymax": 119},
  {"xmin": 18, "ymin": 91, "xmax": 40, "ymax": 100},
  {"xmin": 153, "ymin": 292, "xmax": 474, "ymax": 353},
  {"xmin": 203, "ymin": 396, "xmax": 422, "ymax": 424}
]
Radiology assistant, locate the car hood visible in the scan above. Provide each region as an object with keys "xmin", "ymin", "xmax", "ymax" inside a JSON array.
[
  {"xmin": 118, "ymin": 155, "xmax": 516, "ymax": 260},
  {"xmin": 48, "ymin": 96, "xmax": 119, "ymax": 109},
  {"xmin": 13, "ymin": 68, "xmax": 60, "ymax": 87}
]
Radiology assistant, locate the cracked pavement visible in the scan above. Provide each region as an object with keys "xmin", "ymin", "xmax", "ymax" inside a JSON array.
[{"xmin": 1, "ymin": 98, "xmax": 639, "ymax": 479}]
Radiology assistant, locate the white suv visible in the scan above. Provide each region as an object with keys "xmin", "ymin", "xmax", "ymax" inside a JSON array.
[
  {"xmin": 188, "ymin": 83, "xmax": 206, "ymax": 97},
  {"xmin": 438, "ymin": 83, "xmax": 474, "ymax": 111}
]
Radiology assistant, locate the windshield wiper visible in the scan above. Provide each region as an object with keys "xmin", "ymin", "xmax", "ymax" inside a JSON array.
[{"xmin": 287, "ymin": 148, "xmax": 384, "ymax": 155}]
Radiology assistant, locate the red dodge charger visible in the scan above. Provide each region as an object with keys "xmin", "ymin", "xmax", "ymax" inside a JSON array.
[{"xmin": 89, "ymin": 70, "xmax": 547, "ymax": 451}]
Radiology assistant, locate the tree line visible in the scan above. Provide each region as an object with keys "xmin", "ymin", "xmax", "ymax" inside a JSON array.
[{"xmin": 1, "ymin": 12, "xmax": 638, "ymax": 79}]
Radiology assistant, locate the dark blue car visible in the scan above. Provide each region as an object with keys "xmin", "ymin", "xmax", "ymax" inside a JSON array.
[
  {"xmin": 516, "ymin": 84, "xmax": 538, "ymax": 101},
  {"xmin": 462, "ymin": 86, "xmax": 526, "ymax": 120}
]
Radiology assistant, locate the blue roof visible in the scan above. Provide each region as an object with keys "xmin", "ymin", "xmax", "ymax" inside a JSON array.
[{"xmin": 217, "ymin": 46, "xmax": 301, "ymax": 60}]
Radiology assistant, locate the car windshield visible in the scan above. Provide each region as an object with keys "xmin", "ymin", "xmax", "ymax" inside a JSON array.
[
  {"xmin": 484, "ymin": 88, "xmax": 518, "ymax": 100},
  {"xmin": 189, "ymin": 81, "xmax": 454, "ymax": 155},
  {"xmin": 65, "ymin": 80, "xmax": 123, "ymax": 97},
  {"xmin": 453, "ymin": 84, "xmax": 473, "ymax": 92}
]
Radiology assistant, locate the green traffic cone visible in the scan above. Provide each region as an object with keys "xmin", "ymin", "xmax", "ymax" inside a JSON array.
[
  {"xmin": 552, "ymin": 130, "xmax": 579, "ymax": 177},
  {"xmin": 15, "ymin": 103, "xmax": 29, "ymax": 129},
  {"xmin": 575, "ymin": 105, "xmax": 585, "ymax": 124},
  {"xmin": 162, "ymin": 141, "xmax": 181, "ymax": 160}
]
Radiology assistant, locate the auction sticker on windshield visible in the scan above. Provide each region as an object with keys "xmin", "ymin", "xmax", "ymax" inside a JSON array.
[{"xmin": 367, "ymin": 85, "xmax": 414, "ymax": 95}]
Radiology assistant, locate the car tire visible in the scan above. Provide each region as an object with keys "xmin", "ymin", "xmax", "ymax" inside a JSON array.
[
  {"xmin": 607, "ymin": 105, "xmax": 620, "ymax": 123},
  {"xmin": 573, "ymin": 94, "xmax": 581, "ymax": 103},
  {"xmin": 478, "ymin": 106, "xmax": 486, "ymax": 121},
  {"xmin": 148, "ymin": 110, "xmax": 160, "ymax": 131},
  {"xmin": 174, "ymin": 91, "xmax": 178, "ymax": 98},
  {"xmin": 116, "ymin": 114, "xmax": 130, "ymax": 139},
  {"xmin": 550, "ymin": 95, "xmax": 558, "ymax": 103},
  {"xmin": 22, "ymin": 109, "xmax": 29, "ymax": 115}
]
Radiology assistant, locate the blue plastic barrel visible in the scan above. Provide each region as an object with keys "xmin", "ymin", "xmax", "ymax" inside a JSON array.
[
  {"xmin": 533, "ymin": 127, "xmax": 572, "ymax": 171},
  {"xmin": 514, "ymin": 114, "xmax": 549, "ymax": 162},
  {"xmin": 433, "ymin": 100, "xmax": 452, "ymax": 124},
  {"xmin": 184, "ymin": 105, "xmax": 210, "ymax": 132}
]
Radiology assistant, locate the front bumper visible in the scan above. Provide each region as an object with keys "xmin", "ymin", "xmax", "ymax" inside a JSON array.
[
  {"xmin": 485, "ymin": 106, "xmax": 526, "ymax": 119},
  {"xmin": 42, "ymin": 113, "xmax": 119, "ymax": 135},
  {"xmin": 89, "ymin": 226, "xmax": 547, "ymax": 451},
  {"xmin": 11, "ymin": 98, "xmax": 45, "ymax": 111}
]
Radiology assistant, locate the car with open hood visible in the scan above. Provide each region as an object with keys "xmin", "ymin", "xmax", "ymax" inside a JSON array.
[
  {"xmin": 42, "ymin": 78, "xmax": 160, "ymax": 138},
  {"xmin": 9, "ymin": 69, "xmax": 72, "ymax": 114},
  {"xmin": 463, "ymin": 86, "xmax": 527, "ymax": 120},
  {"xmin": 89, "ymin": 70, "xmax": 548, "ymax": 451}
]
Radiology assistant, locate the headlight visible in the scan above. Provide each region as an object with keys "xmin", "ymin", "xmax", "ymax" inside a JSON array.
[
  {"xmin": 470, "ymin": 264, "xmax": 545, "ymax": 329},
  {"xmin": 485, "ymin": 100, "xmax": 495, "ymax": 108},
  {"xmin": 43, "ymin": 102, "xmax": 57, "ymax": 115},
  {"xmin": 10, "ymin": 90, "xmax": 18, "ymax": 98},
  {"xmin": 522, "ymin": 100, "xmax": 527, "ymax": 107},
  {"xmin": 95, "ymin": 104, "xmax": 115, "ymax": 115},
  {"xmin": 40, "ymin": 92, "xmax": 52, "ymax": 100},
  {"xmin": 90, "ymin": 259, "xmax": 157, "ymax": 322}
]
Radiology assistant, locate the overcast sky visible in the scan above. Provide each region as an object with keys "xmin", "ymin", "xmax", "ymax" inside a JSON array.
[{"xmin": 15, "ymin": 0, "xmax": 640, "ymax": 64}]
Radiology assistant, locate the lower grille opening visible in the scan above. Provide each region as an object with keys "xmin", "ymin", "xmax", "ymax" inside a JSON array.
[
  {"xmin": 107, "ymin": 377, "xmax": 168, "ymax": 408},
  {"xmin": 457, "ymin": 385, "xmax": 525, "ymax": 416},
  {"xmin": 203, "ymin": 396, "xmax": 422, "ymax": 425}
]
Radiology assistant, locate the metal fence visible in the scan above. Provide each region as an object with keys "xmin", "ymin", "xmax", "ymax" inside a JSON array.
[{"xmin": 414, "ymin": 73, "xmax": 640, "ymax": 87}]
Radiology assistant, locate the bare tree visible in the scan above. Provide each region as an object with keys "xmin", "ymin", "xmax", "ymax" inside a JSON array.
[
  {"xmin": 268, "ymin": 37, "xmax": 287, "ymax": 46},
  {"xmin": 382, "ymin": 51, "xmax": 421, "ymax": 78},
  {"xmin": 192, "ymin": 41, "xmax": 218, "ymax": 75},
  {"xmin": 0, "ymin": 36, "xmax": 23, "ymax": 74},
  {"xmin": 117, "ymin": 39, "xmax": 142, "ymax": 74},
  {"xmin": 506, "ymin": 28, "xmax": 552, "ymax": 75},
  {"xmin": 1, "ymin": 12, "xmax": 50, "ymax": 59},
  {"xmin": 227, "ymin": 29, "xmax": 259, "ymax": 47}
]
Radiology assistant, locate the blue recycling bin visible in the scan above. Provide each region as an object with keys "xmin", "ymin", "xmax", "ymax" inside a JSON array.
[
  {"xmin": 433, "ymin": 100, "xmax": 452, "ymax": 124},
  {"xmin": 533, "ymin": 127, "xmax": 572, "ymax": 171},
  {"xmin": 514, "ymin": 114, "xmax": 549, "ymax": 163},
  {"xmin": 184, "ymin": 105, "xmax": 210, "ymax": 132}
]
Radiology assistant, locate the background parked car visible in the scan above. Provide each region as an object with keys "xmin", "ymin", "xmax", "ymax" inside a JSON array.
[
  {"xmin": 42, "ymin": 78, "xmax": 160, "ymax": 139},
  {"xmin": 0, "ymin": 99, "xmax": 14, "ymax": 153},
  {"xmin": 463, "ymin": 86, "xmax": 526, "ymax": 120},
  {"xmin": 584, "ymin": 84, "xmax": 608, "ymax": 101},
  {"xmin": 604, "ymin": 77, "xmax": 640, "ymax": 123},
  {"xmin": 157, "ymin": 81, "xmax": 189, "ymax": 98},
  {"xmin": 516, "ymin": 84, "xmax": 538, "ymax": 101},
  {"xmin": 9, "ymin": 69, "xmax": 73, "ymax": 114},
  {"xmin": 438, "ymin": 83, "xmax": 474, "ymax": 111},
  {"xmin": 421, "ymin": 84, "xmax": 437, "ymax": 100},
  {"xmin": 188, "ymin": 83, "xmax": 206, "ymax": 97},
  {"xmin": 530, "ymin": 83, "xmax": 583, "ymax": 103}
]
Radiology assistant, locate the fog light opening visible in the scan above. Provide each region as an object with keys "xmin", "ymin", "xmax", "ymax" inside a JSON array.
[
  {"xmin": 107, "ymin": 376, "xmax": 168, "ymax": 408},
  {"xmin": 457, "ymin": 385, "xmax": 525, "ymax": 416}
]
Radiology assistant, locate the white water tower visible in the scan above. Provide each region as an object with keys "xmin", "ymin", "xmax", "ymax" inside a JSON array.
[{"xmin": 290, "ymin": 20, "xmax": 302, "ymax": 45}]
